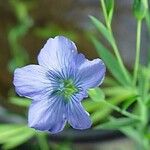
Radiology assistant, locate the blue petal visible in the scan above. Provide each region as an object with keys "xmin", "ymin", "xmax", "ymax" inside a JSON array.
[
  {"xmin": 38, "ymin": 36, "xmax": 77, "ymax": 71},
  {"xmin": 13, "ymin": 65, "xmax": 53, "ymax": 100},
  {"xmin": 76, "ymin": 57, "xmax": 106, "ymax": 89},
  {"xmin": 75, "ymin": 53, "xmax": 85, "ymax": 67},
  {"xmin": 28, "ymin": 96, "xmax": 66, "ymax": 133},
  {"xmin": 67, "ymin": 98, "xmax": 92, "ymax": 129}
]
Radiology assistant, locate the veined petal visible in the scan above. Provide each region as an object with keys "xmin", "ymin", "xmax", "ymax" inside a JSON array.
[
  {"xmin": 73, "ymin": 88, "xmax": 88, "ymax": 102},
  {"xmin": 28, "ymin": 96, "xmax": 66, "ymax": 133},
  {"xmin": 13, "ymin": 35, "xmax": 106, "ymax": 134},
  {"xmin": 38, "ymin": 36, "xmax": 77, "ymax": 71},
  {"xmin": 13, "ymin": 65, "xmax": 53, "ymax": 100},
  {"xmin": 67, "ymin": 98, "xmax": 92, "ymax": 129},
  {"xmin": 76, "ymin": 58, "xmax": 106, "ymax": 89},
  {"xmin": 75, "ymin": 53, "xmax": 85, "ymax": 67}
]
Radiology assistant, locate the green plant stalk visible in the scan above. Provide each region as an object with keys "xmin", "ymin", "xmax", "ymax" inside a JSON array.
[
  {"xmin": 101, "ymin": 0, "xmax": 130, "ymax": 84},
  {"xmin": 139, "ymin": 78, "xmax": 149, "ymax": 149},
  {"xmin": 139, "ymin": 103, "xmax": 149, "ymax": 147},
  {"xmin": 101, "ymin": 0, "xmax": 109, "ymax": 27},
  {"xmin": 133, "ymin": 20, "xmax": 142, "ymax": 86},
  {"xmin": 134, "ymin": 20, "xmax": 150, "ymax": 150},
  {"xmin": 101, "ymin": 100, "xmax": 140, "ymax": 121},
  {"xmin": 143, "ymin": 75, "xmax": 150, "ymax": 103},
  {"xmin": 36, "ymin": 133, "xmax": 49, "ymax": 150},
  {"xmin": 140, "ymin": 81, "xmax": 149, "ymax": 130}
]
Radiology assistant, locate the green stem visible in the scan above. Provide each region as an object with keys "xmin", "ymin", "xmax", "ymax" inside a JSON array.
[
  {"xmin": 36, "ymin": 133, "xmax": 50, "ymax": 150},
  {"xmin": 143, "ymin": 75, "xmax": 149, "ymax": 103},
  {"xmin": 101, "ymin": 0, "xmax": 130, "ymax": 84},
  {"xmin": 101, "ymin": 0, "xmax": 109, "ymax": 26},
  {"xmin": 102, "ymin": 100, "xmax": 140, "ymax": 121},
  {"xmin": 133, "ymin": 20, "xmax": 142, "ymax": 86},
  {"xmin": 110, "ymin": 32, "xmax": 131, "ymax": 84}
]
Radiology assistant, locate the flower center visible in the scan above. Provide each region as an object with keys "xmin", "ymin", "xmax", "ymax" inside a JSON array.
[{"xmin": 58, "ymin": 79, "xmax": 78, "ymax": 100}]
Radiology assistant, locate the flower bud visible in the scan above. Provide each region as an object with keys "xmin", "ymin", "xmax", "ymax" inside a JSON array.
[
  {"xmin": 105, "ymin": 0, "xmax": 114, "ymax": 15},
  {"xmin": 133, "ymin": 0, "xmax": 148, "ymax": 20}
]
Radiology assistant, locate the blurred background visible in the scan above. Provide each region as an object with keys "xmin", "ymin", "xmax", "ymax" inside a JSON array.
[{"xmin": 0, "ymin": 0, "xmax": 149, "ymax": 150}]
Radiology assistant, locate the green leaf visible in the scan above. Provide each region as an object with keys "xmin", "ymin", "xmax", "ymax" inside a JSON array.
[
  {"xmin": 88, "ymin": 88, "xmax": 105, "ymax": 102},
  {"xmin": 91, "ymin": 106, "xmax": 112, "ymax": 124},
  {"xmin": 96, "ymin": 117, "xmax": 138, "ymax": 129},
  {"xmin": 91, "ymin": 37, "xmax": 130, "ymax": 85},
  {"xmin": 2, "ymin": 128, "xmax": 35, "ymax": 150},
  {"xmin": 103, "ymin": 86, "xmax": 137, "ymax": 98},
  {"xmin": 83, "ymin": 99, "xmax": 101, "ymax": 113},
  {"xmin": 90, "ymin": 16, "xmax": 114, "ymax": 45},
  {"xmin": 0, "ymin": 125, "xmax": 28, "ymax": 142},
  {"xmin": 122, "ymin": 95, "xmax": 139, "ymax": 110},
  {"xmin": 91, "ymin": 92, "xmax": 135, "ymax": 124},
  {"xmin": 34, "ymin": 23, "xmax": 77, "ymax": 41},
  {"xmin": 0, "ymin": 124, "xmax": 35, "ymax": 150},
  {"xmin": 137, "ymin": 67, "xmax": 150, "ymax": 101},
  {"xmin": 36, "ymin": 132, "xmax": 49, "ymax": 150},
  {"xmin": 9, "ymin": 97, "xmax": 31, "ymax": 107},
  {"xmin": 141, "ymin": 66, "xmax": 150, "ymax": 78},
  {"xmin": 103, "ymin": 77, "xmax": 119, "ymax": 86},
  {"xmin": 0, "ymin": 125, "xmax": 22, "ymax": 132},
  {"xmin": 120, "ymin": 127, "xmax": 142, "ymax": 144},
  {"xmin": 8, "ymin": 0, "xmax": 33, "ymax": 72}
]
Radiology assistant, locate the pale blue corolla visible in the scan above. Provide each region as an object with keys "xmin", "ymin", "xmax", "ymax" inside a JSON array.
[{"xmin": 13, "ymin": 36, "xmax": 106, "ymax": 133}]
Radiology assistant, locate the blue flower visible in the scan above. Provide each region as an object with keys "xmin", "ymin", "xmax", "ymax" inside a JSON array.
[{"xmin": 13, "ymin": 36, "xmax": 106, "ymax": 133}]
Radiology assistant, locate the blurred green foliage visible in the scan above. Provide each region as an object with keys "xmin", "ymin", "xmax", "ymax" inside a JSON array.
[
  {"xmin": 34, "ymin": 23, "xmax": 77, "ymax": 41},
  {"xmin": 133, "ymin": 0, "xmax": 148, "ymax": 20},
  {"xmin": 8, "ymin": 0, "xmax": 33, "ymax": 72},
  {"xmin": 0, "ymin": 0, "xmax": 77, "ymax": 149},
  {"xmin": 0, "ymin": 124, "xmax": 35, "ymax": 149},
  {"xmin": 1, "ymin": 0, "xmax": 150, "ymax": 150},
  {"xmin": 88, "ymin": 0, "xmax": 150, "ymax": 150}
]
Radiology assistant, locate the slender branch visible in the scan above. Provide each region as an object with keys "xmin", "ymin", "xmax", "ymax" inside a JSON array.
[
  {"xmin": 133, "ymin": 20, "xmax": 142, "ymax": 86},
  {"xmin": 102, "ymin": 100, "xmax": 140, "ymax": 121},
  {"xmin": 36, "ymin": 133, "xmax": 49, "ymax": 150},
  {"xmin": 101, "ymin": 0, "xmax": 130, "ymax": 84}
]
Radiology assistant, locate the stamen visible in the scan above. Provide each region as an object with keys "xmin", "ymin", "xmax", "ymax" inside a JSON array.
[{"xmin": 57, "ymin": 79, "xmax": 79, "ymax": 101}]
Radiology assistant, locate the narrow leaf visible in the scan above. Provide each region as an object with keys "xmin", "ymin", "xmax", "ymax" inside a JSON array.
[
  {"xmin": 120, "ymin": 127, "xmax": 142, "ymax": 144},
  {"xmin": 88, "ymin": 88, "xmax": 105, "ymax": 102},
  {"xmin": 0, "ymin": 125, "xmax": 27, "ymax": 142},
  {"xmin": 96, "ymin": 117, "xmax": 138, "ymax": 129},
  {"xmin": 90, "ymin": 16, "xmax": 114, "ymax": 45},
  {"xmin": 122, "ymin": 95, "xmax": 138, "ymax": 110},
  {"xmin": 2, "ymin": 129, "xmax": 35, "ymax": 150},
  {"xmin": 91, "ymin": 37, "xmax": 130, "ymax": 85},
  {"xmin": 83, "ymin": 100, "xmax": 101, "ymax": 113},
  {"xmin": 91, "ymin": 92, "xmax": 135, "ymax": 124},
  {"xmin": 9, "ymin": 97, "xmax": 31, "ymax": 107}
]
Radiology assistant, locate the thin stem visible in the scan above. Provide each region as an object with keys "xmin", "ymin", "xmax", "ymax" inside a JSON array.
[
  {"xmin": 110, "ymin": 33, "xmax": 131, "ymax": 83},
  {"xmin": 36, "ymin": 133, "xmax": 49, "ymax": 150},
  {"xmin": 143, "ymin": 75, "xmax": 150, "ymax": 103},
  {"xmin": 102, "ymin": 100, "xmax": 140, "ymax": 121},
  {"xmin": 101, "ymin": 0, "xmax": 108, "ymax": 26},
  {"xmin": 101, "ymin": 0, "xmax": 130, "ymax": 84},
  {"xmin": 133, "ymin": 20, "xmax": 142, "ymax": 86},
  {"xmin": 101, "ymin": 0, "xmax": 112, "ymax": 30}
]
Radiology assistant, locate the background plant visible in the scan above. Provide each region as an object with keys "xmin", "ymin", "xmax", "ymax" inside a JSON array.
[
  {"xmin": 88, "ymin": 0, "xmax": 150, "ymax": 150},
  {"xmin": 1, "ymin": 0, "xmax": 150, "ymax": 150}
]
